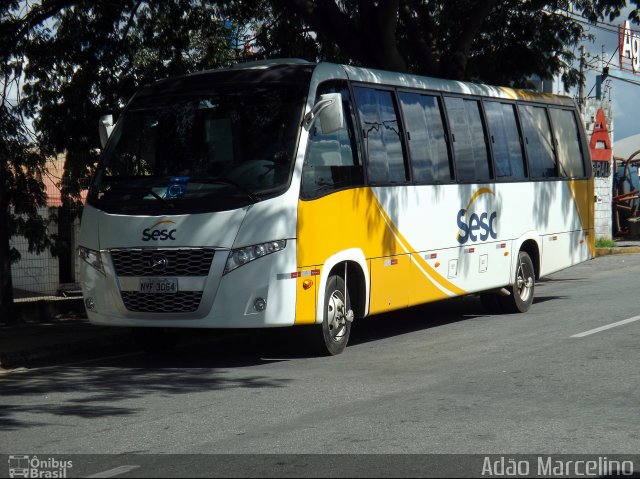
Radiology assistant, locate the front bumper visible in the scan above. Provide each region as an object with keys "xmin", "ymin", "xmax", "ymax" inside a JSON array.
[{"xmin": 80, "ymin": 242, "xmax": 297, "ymax": 328}]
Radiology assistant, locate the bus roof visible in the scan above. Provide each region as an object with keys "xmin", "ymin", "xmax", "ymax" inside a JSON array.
[
  {"xmin": 337, "ymin": 63, "xmax": 576, "ymax": 107},
  {"xmin": 140, "ymin": 59, "xmax": 576, "ymax": 108},
  {"xmin": 138, "ymin": 60, "xmax": 315, "ymax": 97}
]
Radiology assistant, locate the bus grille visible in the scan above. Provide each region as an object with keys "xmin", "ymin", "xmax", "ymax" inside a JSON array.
[
  {"xmin": 110, "ymin": 248, "xmax": 215, "ymax": 277},
  {"xmin": 121, "ymin": 292, "xmax": 203, "ymax": 313}
]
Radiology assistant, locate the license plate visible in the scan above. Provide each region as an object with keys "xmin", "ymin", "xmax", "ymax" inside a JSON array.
[{"xmin": 139, "ymin": 278, "xmax": 178, "ymax": 294}]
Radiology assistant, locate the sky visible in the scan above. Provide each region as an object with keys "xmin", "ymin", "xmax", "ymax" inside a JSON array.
[{"xmin": 576, "ymin": 6, "xmax": 640, "ymax": 142}]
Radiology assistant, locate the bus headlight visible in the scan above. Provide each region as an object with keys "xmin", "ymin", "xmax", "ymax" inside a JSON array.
[
  {"xmin": 224, "ymin": 240, "xmax": 286, "ymax": 275},
  {"xmin": 78, "ymin": 246, "xmax": 105, "ymax": 275}
]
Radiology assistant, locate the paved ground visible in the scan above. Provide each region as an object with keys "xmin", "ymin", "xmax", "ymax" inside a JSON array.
[{"xmin": 1, "ymin": 243, "xmax": 638, "ymax": 371}]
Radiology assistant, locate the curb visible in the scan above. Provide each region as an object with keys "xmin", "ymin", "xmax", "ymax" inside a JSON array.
[
  {"xmin": 0, "ymin": 330, "xmax": 134, "ymax": 370},
  {"xmin": 595, "ymin": 247, "xmax": 640, "ymax": 257}
]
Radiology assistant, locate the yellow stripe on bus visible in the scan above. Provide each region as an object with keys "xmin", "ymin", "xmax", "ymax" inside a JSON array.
[
  {"xmin": 372, "ymin": 196, "xmax": 467, "ymax": 297},
  {"xmin": 566, "ymin": 178, "xmax": 596, "ymax": 257},
  {"xmin": 296, "ymin": 187, "xmax": 467, "ymax": 321}
]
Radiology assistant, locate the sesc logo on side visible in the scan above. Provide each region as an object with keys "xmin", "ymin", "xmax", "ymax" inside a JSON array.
[{"xmin": 456, "ymin": 188, "xmax": 498, "ymax": 245}]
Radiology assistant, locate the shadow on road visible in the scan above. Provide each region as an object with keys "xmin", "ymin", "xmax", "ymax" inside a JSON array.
[
  {"xmin": 349, "ymin": 296, "xmax": 486, "ymax": 346},
  {"xmin": 0, "ymin": 352, "xmax": 292, "ymax": 431},
  {"xmin": 0, "ymin": 293, "xmax": 556, "ymax": 431},
  {"xmin": 537, "ymin": 277, "xmax": 587, "ymax": 283},
  {"xmin": 533, "ymin": 295, "xmax": 568, "ymax": 305}
]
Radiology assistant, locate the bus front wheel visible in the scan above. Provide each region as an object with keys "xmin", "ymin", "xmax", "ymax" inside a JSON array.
[
  {"xmin": 318, "ymin": 274, "xmax": 352, "ymax": 355},
  {"xmin": 500, "ymin": 251, "xmax": 535, "ymax": 313}
]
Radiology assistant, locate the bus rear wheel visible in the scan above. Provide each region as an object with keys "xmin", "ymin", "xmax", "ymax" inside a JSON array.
[{"xmin": 500, "ymin": 251, "xmax": 535, "ymax": 313}]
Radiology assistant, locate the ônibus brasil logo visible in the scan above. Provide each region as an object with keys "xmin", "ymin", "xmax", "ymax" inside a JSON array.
[
  {"xmin": 456, "ymin": 188, "xmax": 498, "ymax": 245},
  {"xmin": 142, "ymin": 220, "xmax": 177, "ymax": 241}
]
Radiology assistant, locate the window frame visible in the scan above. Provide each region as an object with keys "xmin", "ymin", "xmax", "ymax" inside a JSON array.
[
  {"xmin": 442, "ymin": 93, "xmax": 494, "ymax": 184},
  {"xmin": 350, "ymin": 82, "xmax": 412, "ymax": 187},
  {"xmin": 546, "ymin": 105, "xmax": 590, "ymax": 180},
  {"xmin": 300, "ymin": 79, "xmax": 365, "ymax": 200},
  {"xmin": 396, "ymin": 88, "xmax": 456, "ymax": 186},
  {"xmin": 481, "ymin": 98, "xmax": 530, "ymax": 183},
  {"xmin": 517, "ymin": 101, "xmax": 563, "ymax": 181}
]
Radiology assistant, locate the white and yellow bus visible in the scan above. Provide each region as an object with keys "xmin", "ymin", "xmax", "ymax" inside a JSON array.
[{"xmin": 79, "ymin": 59, "xmax": 594, "ymax": 355}]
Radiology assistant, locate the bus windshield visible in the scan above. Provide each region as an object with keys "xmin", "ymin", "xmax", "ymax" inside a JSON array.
[{"xmin": 89, "ymin": 84, "xmax": 306, "ymax": 214}]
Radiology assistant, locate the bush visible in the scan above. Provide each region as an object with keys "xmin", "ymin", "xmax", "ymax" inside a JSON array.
[{"xmin": 595, "ymin": 237, "xmax": 617, "ymax": 248}]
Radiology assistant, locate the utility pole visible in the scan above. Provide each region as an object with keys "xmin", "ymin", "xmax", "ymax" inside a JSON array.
[{"xmin": 578, "ymin": 45, "xmax": 586, "ymax": 111}]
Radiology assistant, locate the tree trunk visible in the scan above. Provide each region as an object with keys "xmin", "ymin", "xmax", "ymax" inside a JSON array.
[{"xmin": 0, "ymin": 158, "xmax": 16, "ymax": 325}]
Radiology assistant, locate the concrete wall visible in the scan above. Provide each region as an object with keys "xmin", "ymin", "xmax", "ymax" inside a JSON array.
[{"xmin": 594, "ymin": 176, "xmax": 613, "ymax": 238}]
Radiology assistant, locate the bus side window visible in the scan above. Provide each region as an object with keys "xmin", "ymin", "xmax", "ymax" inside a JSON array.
[
  {"xmin": 519, "ymin": 105, "xmax": 558, "ymax": 178},
  {"xmin": 444, "ymin": 96, "xmax": 491, "ymax": 182},
  {"xmin": 353, "ymin": 86, "xmax": 408, "ymax": 184},
  {"xmin": 549, "ymin": 108, "xmax": 586, "ymax": 178},
  {"xmin": 301, "ymin": 82, "xmax": 363, "ymax": 198},
  {"xmin": 398, "ymin": 92, "xmax": 453, "ymax": 183},
  {"xmin": 484, "ymin": 101, "xmax": 526, "ymax": 179}
]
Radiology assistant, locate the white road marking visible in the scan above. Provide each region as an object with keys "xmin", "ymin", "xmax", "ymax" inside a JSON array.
[
  {"xmin": 571, "ymin": 315, "xmax": 640, "ymax": 338},
  {"xmin": 87, "ymin": 465, "xmax": 140, "ymax": 478}
]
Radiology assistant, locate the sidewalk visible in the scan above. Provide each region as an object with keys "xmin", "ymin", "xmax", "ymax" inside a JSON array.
[
  {"xmin": 595, "ymin": 239, "xmax": 640, "ymax": 256},
  {"xmin": 2, "ymin": 240, "xmax": 639, "ymax": 371}
]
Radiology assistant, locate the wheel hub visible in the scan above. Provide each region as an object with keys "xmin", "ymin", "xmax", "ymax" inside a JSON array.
[
  {"xmin": 327, "ymin": 291, "xmax": 348, "ymax": 340},
  {"xmin": 516, "ymin": 263, "xmax": 533, "ymax": 300}
]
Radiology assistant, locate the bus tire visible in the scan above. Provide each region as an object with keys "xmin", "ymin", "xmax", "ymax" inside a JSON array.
[
  {"xmin": 499, "ymin": 251, "xmax": 535, "ymax": 313},
  {"xmin": 318, "ymin": 274, "xmax": 352, "ymax": 355},
  {"xmin": 132, "ymin": 328, "xmax": 179, "ymax": 353}
]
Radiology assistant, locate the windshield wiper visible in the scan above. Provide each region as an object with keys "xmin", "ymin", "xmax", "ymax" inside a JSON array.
[
  {"xmin": 147, "ymin": 189, "xmax": 175, "ymax": 208},
  {"xmin": 108, "ymin": 183, "xmax": 175, "ymax": 208},
  {"xmin": 195, "ymin": 177, "xmax": 262, "ymax": 203}
]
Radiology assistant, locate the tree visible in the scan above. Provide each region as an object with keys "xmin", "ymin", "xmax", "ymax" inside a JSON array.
[
  {"xmin": 251, "ymin": 0, "xmax": 640, "ymax": 87},
  {"xmin": 0, "ymin": 2, "xmax": 55, "ymax": 323},
  {"xmin": 0, "ymin": 103, "xmax": 50, "ymax": 323}
]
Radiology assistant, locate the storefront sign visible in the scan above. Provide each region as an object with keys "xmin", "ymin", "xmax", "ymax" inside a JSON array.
[{"xmin": 619, "ymin": 20, "xmax": 640, "ymax": 73}]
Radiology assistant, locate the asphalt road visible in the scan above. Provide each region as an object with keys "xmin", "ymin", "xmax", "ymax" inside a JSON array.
[{"xmin": 1, "ymin": 255, "xmax": 639, "ymax": 477}]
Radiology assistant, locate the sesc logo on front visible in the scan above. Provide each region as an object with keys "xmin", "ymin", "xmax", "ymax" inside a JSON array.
[
  {"xmin": 142, "ymin": 220, "xmax": 177, "ymax": 241},
  {"xmin": 456, "ymin": 188, "xmax": 498, "ymax": 245}
]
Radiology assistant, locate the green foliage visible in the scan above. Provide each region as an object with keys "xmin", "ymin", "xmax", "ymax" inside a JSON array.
[
  {"xmin": 0, "ymin": 1, "xmax": 51, "ymax": 264},
  {"xmin": 0, "ymin": 104, "xmax": 50, "ymax": 260},
  {"xmin": 595, "ymin": 237, "xmax": 617, "ymax": 248},
  {"xmin": 0, "ymin": 31, "xmax": 49, "ymax": 313},
  {"xmin": 260, "ymin": 0, "xmax": 639, "ymax": 87}
]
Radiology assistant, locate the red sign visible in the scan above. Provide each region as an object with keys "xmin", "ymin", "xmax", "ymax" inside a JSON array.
[{"xmin": 589, "ymin": 109, "xmax": 612, "ymax": 163}]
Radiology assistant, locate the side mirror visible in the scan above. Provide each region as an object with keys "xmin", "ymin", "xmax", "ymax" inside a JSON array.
[
  {"xmin": 303, "ymin": 93, "xmax": 344, "ymax": 135},
  {"xmin": 99, "ymin": 114, "xmax": 114, "ymax": 149}
]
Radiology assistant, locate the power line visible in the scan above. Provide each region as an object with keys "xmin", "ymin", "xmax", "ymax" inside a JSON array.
[
  {"xmin": 607, "ymin": 72, "xmax": 640, "ymax": 87},
  {"xmin": 553, "ymin": 7, "xmax": 635, "ymax": 36},
  {"xmin": 603, "ymin": 46, "xmax": 620, "ymax": 68}
]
